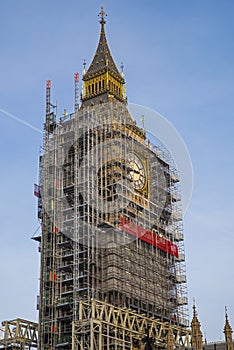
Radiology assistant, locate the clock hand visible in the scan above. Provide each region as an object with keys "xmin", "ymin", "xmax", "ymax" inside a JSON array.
[
  {"xmin": 130, "ymin": 169, "xmax": 140, "ymax": 174},
  {"xmin": 127, "ymin": 165, "xmax": 140, "ymax": 174}
]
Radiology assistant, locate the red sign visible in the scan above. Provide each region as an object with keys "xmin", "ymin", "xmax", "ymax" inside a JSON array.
[
  {"xmin": 34, "ymin": 183, "xmax": 40, "ymax": 198},
  {"xmin": 120, "ymin": 217, "xmax": 179, "ymax": 258}
]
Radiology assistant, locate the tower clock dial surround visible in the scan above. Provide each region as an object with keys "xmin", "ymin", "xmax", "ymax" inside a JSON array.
[{"xmin": 127, "ymin": 153, "xmax": 146, "ymax": 191}]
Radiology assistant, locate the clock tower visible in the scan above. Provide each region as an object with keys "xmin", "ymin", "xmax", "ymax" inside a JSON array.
[{"xmin": 37, "ymin": 6, "xmax": 188, "ymax": 350}]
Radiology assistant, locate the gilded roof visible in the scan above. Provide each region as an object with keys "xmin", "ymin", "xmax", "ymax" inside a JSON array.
[{"xmin": 83, "ymin": 16, "xmax": 124, "ymax": 83}]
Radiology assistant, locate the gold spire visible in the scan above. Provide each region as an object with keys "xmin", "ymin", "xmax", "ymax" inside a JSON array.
[
  {"xmin": 81, "ymin": 6, "xmax": 126, "ymax": 106},
  {"xmin": 191, "ymin": 302, "xmax": 203, "ymax": 350},
  {"xmin": 224, "ymin": 307, "xmax": 233, "ymax": 350}
]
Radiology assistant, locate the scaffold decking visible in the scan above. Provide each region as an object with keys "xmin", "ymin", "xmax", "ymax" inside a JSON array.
[{"xmin": 38, "ymin": 99, "xmax": 188, "ymax": 349}]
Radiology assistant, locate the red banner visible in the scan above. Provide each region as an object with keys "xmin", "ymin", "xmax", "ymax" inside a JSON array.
[{"xmin": 120, "ymin": 217, "xmax": 179, "ymax": 258}]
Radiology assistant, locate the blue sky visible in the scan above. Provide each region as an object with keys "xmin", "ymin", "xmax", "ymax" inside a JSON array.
[{"xmin": 0, "ymin": 0, "xmax": 234, "ymax": 342}]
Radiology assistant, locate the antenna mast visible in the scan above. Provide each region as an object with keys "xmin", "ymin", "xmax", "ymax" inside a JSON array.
[
  {"xmin": 46, "ymin": 80, "xmax": 51, "ymax": 120},
  {"xmin": 74, "ymin": 72, "xmax": 79, "ymax": 113},
  {"xmin": 45, "ymin": 80, "xmax": 56, "ymax": 133}
]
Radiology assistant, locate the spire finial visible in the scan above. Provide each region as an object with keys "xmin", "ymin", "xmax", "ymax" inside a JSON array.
[
  {"xmin": 120, "ymin": 62, "xmax": 125, "ymax": 77},
  {"xmin": 99, "ymin": 5, "xmax": 107, "ymax": 25},
  {"xmin": 83, "ymin": 59, "xmax": 87, "ymax": 75},
  {"xmin": 193, "ymin": 298, "xmax": 197, "ymax": 316},
  {"xmin": 120, "ymin": 62, "xmax": 124, "ymax": 73},
  {"xmin": 225, "ymin": 306, "xmax": 230, "ymax": 324}
]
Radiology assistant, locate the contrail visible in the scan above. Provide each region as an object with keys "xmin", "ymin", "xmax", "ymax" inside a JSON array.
[{"xmin": 0, "ymin": 108, "xmax": 43, "ymax": 134}]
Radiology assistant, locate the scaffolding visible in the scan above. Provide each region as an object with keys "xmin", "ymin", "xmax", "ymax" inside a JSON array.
[
  {"xmin": 38, "ymin": 97, "xmax": 189, "ymax": 349},
  {"xmin": 0, "ymin": 318, "xmax": 38, "ymax": 350},
  {"xmin": 72, "ymin": 299, "xmax": 191, "ymax": 350}
]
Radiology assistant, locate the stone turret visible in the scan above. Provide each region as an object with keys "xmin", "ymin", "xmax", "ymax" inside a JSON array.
[
  {"xmin": 191, "ymin": 303, "xmax": 203, "ymax": 350},
  {"xmin": 224, "ymin": 307, "xmax": 233, "ymax": 350}
]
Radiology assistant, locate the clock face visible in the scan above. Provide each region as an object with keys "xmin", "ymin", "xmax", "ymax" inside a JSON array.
[{"xmin": 127, "ymin": 153, "xmax": 146, "ymax": 190}]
